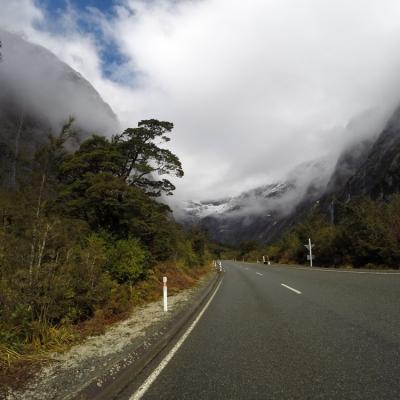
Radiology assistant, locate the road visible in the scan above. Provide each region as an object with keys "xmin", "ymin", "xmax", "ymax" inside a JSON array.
[{"xmin": 120, "ymin": 261, "xmax": 400, "ymax": 399}]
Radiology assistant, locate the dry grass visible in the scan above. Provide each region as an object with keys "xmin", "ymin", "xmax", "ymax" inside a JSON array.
[
  {"xmin": 0, "ymin": 325, "xmax": 79, "ymax": 394},
  {"xmin": 0, "ymin": 344, "xmax": 51, "ymax": 395},
  {"xmin": 0, "ymin": 262, "xmax": 212, "ymax": 395},
  {"xmin": 132, "ymin": 261, "xmax": 211, "ymax": 305}
]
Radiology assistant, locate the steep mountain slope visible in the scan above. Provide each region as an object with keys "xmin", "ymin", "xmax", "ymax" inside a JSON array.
[
  {"xmin": 343, "ymin": 106, "xmax": 400, "ymax": 200},
  {"xmin": 0, "ymin": 29, "xmax": 119, "ymax": 135},
  {"xmin": 325, "ymin": 138, "xmax": 375, "ymax": 196},
  {"xmin": 0, "ymin": 29, "xmax": 119, "ymax": 188}
]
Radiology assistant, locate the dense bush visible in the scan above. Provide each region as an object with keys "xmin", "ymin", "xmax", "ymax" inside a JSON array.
[
  {"xmin": 0, "ymin": 119, "xmax": 213, "ymax": 357},
  {"xmin": 260, "ymin": 197, "xmax": 400, "ymax": 268}
]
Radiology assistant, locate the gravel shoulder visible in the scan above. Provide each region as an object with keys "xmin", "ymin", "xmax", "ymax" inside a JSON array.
[{"xmin": 5, "ymin": 272, "xmax": 216, "ymax": 400}]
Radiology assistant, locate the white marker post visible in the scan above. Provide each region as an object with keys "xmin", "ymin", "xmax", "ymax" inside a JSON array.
[
  {"xmin": 304, "ymin": 238, "xmax": 314, "ymax": 267},
  {"xmin": 163, "ymin": 276, "xmax": 168, "ymax": 312}
]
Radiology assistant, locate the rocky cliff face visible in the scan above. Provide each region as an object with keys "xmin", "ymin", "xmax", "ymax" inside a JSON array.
[
  {"xmin": 0, "ymin": 29, "xmax": 119, "ymax": 188},
  {"xmin": 325, "ymin": 139, "xmax": 374, "ymax": 196},
  {"xmin": 343, "ymin": 106, "xmax": 400, "ymax": 200}
]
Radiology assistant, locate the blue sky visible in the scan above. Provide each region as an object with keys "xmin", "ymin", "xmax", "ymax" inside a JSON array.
[
  {"xmin": 40, "ymin": 0, "xmax": 115, "ymax": 14},
  {"xmin": 38, "ymin": 0, "xmax": 126, "ymax": 80}
]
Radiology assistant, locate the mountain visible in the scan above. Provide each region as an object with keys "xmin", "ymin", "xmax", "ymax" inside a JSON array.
[
  {"xmin": 325, "ymin": 138, "xmax": 375, "ymax": 197},
  {"xmin": 181, "ymin": 100, "xmax": 400, "ymax": 246},
  {"xmin": 0, "ymin": 29, "xmax": 120, "ymax": 188},
  {"xmin": 0, "ymin": 29, "xmax": 119, "ymax": 136},
  {"xmin": 181, "ymin": 159, "xmax": 334, "ymax": 245},
  {"xmin": 342, "ymin": 106, "xmax": 400, "ymax": 200}
]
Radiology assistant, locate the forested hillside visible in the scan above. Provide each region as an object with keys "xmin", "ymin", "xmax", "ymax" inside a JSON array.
[
  {"xmin": 258, "ymin": 197, "xmax": 400, "ymax": 268},
  {"xmin": 0, "ymin": 118, "xmax": 212, "ymax": 376}
]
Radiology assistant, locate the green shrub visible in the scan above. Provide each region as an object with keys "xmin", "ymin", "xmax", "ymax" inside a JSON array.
[{"xmin": 107, "ymin": 238, "xmax": 148, "ymax": 285}]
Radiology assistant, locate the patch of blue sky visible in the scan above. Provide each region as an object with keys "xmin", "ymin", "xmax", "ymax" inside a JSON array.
[
  {"xmin": 39, "ymin": 0, "xmax": 115, "ymax": 16},
  {"xmin": 35, "ymin": 0, "xmax": 135, "ymax": 85}
]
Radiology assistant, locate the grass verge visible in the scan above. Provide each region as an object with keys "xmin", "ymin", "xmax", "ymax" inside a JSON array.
[{"xmin": 0, "ymin": 262, "xmax": 212, "ymax": 394}]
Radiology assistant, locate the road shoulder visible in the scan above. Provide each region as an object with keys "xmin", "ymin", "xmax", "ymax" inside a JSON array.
[{"xmin": 6, "ymin": 271, "xmax": 220, "ymax": 400}]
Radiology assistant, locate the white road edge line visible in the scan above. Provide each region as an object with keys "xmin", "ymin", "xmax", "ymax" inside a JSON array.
[
  {"xmin": 256, "ymin": 272, "xmax": 263, "ymax": 276},
  {"xmin": 129, "ymin": 279, "xmax": 223, "ymax": 400},
  {"xmin": 281, "ymin": 283, "xmax": 302, "ymax": 295}
]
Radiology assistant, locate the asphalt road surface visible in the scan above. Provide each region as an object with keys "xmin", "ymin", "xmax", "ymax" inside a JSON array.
[{"xmin": 121, "ymin": 262, "xmax": 400, "ymax": 400}]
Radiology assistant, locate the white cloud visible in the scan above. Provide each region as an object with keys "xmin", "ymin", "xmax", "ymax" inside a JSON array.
[
  {"xmin": 0, "ymin": 0, "xmax": 43, "ymax": 33},
  {"xmin": 2, "ymin": 0, "xmax": 400, "ymax": 204}
]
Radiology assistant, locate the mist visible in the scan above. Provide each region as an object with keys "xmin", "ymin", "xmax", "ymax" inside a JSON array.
[
  {"xmin": 0, "ymin": 28, "xmax": 120, "ymax": 137},
  {"xmin": 2, "ymin": 0, "xmax": 400, "ymax": 211},
  {"xmin": 180, "ymin": 156, "xmax": 336, "ymax": 224}
]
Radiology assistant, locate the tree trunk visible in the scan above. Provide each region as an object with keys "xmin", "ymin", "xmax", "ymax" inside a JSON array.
[
  {"xmin": 10, "ymin": 111, "xmax": 24, "ymax": 190},
  {"xmin": 29, "ymin": 173, "xmax": 47, "ymax": 286}
]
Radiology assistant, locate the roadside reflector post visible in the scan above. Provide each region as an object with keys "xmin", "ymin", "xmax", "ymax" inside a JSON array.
[{"xmin": 163, "ymin": 276, "xmax": 168, "ymax": 312}]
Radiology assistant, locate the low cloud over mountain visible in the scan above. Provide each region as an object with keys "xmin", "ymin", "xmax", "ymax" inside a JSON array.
[{"xmin": 0, "ymin": 29, "xmax": 119, "ymax": 137}]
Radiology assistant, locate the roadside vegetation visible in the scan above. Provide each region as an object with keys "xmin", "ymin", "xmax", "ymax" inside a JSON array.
[
  {"xmin": 0, "ymin": 119, "xmax": 213, "ymax": 386},
  {"xmin": 232, "ymin": 197, "xmax": 400, "ymax": 269}
]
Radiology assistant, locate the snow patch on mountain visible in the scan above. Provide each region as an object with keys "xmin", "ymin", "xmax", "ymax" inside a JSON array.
[
  {"xmin": 183, "ymin": 158, "xmax": 333, "ymax": 221},
  {"xmin": 178, "ymin": 158, "xmax": 336, "ymax": 244}
]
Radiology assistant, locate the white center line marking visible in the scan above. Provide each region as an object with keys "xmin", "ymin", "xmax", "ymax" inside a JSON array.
[
  {"xmin": 301, "ymin": 268, "xmax": 400, "ymax": 275},
  {"xmin": 270, "ymin": 266, "xmax": 400, "ymax": 275},
  {"xmin": 129, "ymin": 280, "xmax": 223, "ymax": 400},
  {"xmin": 281, "ymin": 283, "xmax": 302, "ymax": 294},
  {"xmin": 256, "ymin": 272, "xmax": 263, "ymax": 276}
]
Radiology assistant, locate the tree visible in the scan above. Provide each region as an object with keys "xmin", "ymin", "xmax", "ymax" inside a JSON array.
[
  {"xmin": 113, "ymin": 119, "xmax": 184, "ymax": 196},
  {"xmin": 238, "ymin": 240, "xmax": 259, "ymax": 258},
  {"xmin": 57, "ymin": 123, "xmax": 183, "ymax": 260},
  {"xmin": 107, "ymin": 238, "xmax": 148, "ymax": 285}
]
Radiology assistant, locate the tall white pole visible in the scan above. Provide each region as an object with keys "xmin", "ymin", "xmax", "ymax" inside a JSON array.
[
  {"xmin": 309, "ymin": 238, "xmax": 313, "ymax": 268},
  {"xmin": 163, "ymin": 276, "xmax": 168, "ymax": 312}
]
